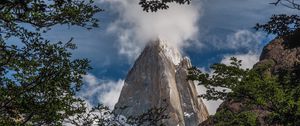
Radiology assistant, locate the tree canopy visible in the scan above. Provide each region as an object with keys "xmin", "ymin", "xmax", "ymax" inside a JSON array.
[
  {"xmin": 3, "ymin": 0, "xmax": 300, "ymax": 125},
  {"xmin": 188, "ymin": 58, "xmax": 300, "ymax": 125},
  {"xmin": 255, "ymin": 0, "xmax": 300, "ymax": 47},
  {"xmin": 139, "ymin": 0, "xmax": 191, "ymax": 12},
  {"xmin": 188, "ymin": 1, "xmax": 300, "ymax": 124},
  {"xmin": 0, "ymin": 1, "xmax": 171, "ymax": 125},
  {"xmin": 0, "ymin": 0, "xmax": 102, "ymax": 125},
  {"xmin": 271, "ymin": 0, "xmax": 300, "ymax": 10}
]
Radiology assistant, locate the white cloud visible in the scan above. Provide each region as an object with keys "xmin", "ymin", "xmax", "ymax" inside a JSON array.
[
  {"xmin": 100, "ymin": 0, "xmax": 202, "ymax": 61},
  {"xmin": 214, "ymin": 29, "xmax": 262, "ymax": 70},
  {"xmin": 201, "ymin": 29, "xmax": 265, "ymax": 52},
  {"xmin": 83, "ymin": 74, "xmax": 98, "ymax": 86},
  {"xmin": 99, "ymin": 80, "xmax": 124, "ymax": 109},
  {"xmin": 209, "ymin": 30, "xmax": 264, "ymax": 50},
  {"xmin": 80, "ymin": 73, "xmax": 124, "ymax": 109},
  {"xmin": 225, "ymin": 30, "xmax": 264, "ymax": 49},
  {"xmin": 221, "ymin": 52, "xmax": 260, "ymax": 69}
]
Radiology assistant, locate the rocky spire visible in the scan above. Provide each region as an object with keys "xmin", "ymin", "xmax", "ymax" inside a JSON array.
[{"xmin": 114, "ymin": 39, "xmax": 209, "ymax": 126}]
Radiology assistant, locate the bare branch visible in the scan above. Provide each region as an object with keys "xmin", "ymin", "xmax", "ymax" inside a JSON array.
[{"xmin": 271, "ymin": 0, "xmax": 300, "ymax": 10}]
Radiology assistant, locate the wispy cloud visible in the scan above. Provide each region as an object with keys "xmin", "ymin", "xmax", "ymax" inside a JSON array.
[
  {"xmin": 225, "ymin": 30, "xmax": 264, "ymax": 50},
  {"xmin": 206, "ymin": 29, "xmax": 264, "ymax": 50},
  {"xmin": 79, "ymin": 73, "xmax": 124, "ymax": 109},
  {"xmin": 221, "ymin": 52, "xmax": 260, "ymax": 69}
]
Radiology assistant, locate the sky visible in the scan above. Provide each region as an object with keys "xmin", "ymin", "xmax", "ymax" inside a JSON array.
[{"xmin": 44, "ymin": 0, "xmax": 298, "ymax": 115}]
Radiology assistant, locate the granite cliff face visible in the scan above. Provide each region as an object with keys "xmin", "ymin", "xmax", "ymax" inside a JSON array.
[{"xmin": 114, "ymin": 40, "xmax": 209, "ymax": 126}]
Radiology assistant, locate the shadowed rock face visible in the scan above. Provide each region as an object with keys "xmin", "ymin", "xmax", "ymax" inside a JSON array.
[{"xmin": 114, "ymin": 40, "xmax": 209, "ymax": 126}]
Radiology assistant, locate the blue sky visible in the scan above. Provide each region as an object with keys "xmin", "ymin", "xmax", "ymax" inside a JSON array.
[{"xmin": 42, "ymin": 0, "xmax": 297, "ymax": 114}]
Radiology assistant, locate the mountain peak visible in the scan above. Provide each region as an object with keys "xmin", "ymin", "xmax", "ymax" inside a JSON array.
[
  {"xmin": 146, "ymin": 39, "xmax": 182, "ymax": 65},
  {"xmin": 114, "ymin": 39, "xmax": 208, "ymax": 126}
]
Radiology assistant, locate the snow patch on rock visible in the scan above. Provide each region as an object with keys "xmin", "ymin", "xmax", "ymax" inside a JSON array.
[{"xmin": 184, "ymin": 112, "xmax": 194, "ymax": 118}]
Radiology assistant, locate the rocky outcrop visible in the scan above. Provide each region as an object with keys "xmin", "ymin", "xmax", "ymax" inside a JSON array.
[
  {"xmin": 114, "ymin": 40, "xmax": 209, "ymax": 126},
  {"xmin": 200, "ymin": 99, "xmax": 273, "ymax": 126},
  {"xmin": 200, "ymin": 36, "xmax": 300, "ymax": 126},
  {"xmin": 254, "ymin": 37, "xmax": 300, "ymax": 76}
]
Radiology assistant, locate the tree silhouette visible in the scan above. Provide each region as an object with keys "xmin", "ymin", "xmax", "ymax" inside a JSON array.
[
  {"xmin": 66, "ymin": 103, "xmax": 169, "ymax": 126},
  {"xmin": 189, "ymin": 58, "xmax": 300, "ymax": 125},
  {"xmin": 189, "ymin": 1, "xmax": 300, "ymax": 125},
  {"xmin": 256, "ymin": 0, "xmax": 300, "ymax": 47},
  {"xmin": 271, "ymin": 0, "xmax": 300, "ymax": 10},
  {"xmin": 0, "ymin": 0, "xmax": 102, "ymax": 125},
  {"xmin": 139, "ymin": 0, "xmax": 191, "ymax": 12}
]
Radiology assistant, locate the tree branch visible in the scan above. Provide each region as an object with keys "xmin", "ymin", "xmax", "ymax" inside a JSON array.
[{"xmin": 271, "ymin": 0, "xmax": 300, "ymax": 10}]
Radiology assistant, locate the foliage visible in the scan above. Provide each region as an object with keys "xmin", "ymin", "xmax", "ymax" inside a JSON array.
[
  {"xmin": 0, "ymin": 1, "xmax": 171, "ymax": 125},
  {"xmin": 0, "ymin": 0, "xmax": 102, "ymax": 125},
  {"xmin": 192, "ymin": 1, "xmax": 300, "ymax": 125},
  {"xmin": 255, "ymin": 0, "xmax": 300, "ymax": 47},
  {"xmin": 255, "ymin": 15, "xmax": 300, "ymax": 36},
  {"xmin": 270, "ymin": 0, "xmax": 300, "ymax": 10},
  {"xmin": 139, "ymin": 0, "xmax": 191, "ymax": 12},
  {"xmin": 213, "ymin": 109, "xmax": 257, "ymax": 126},
  {"xmin": 65, "ymin": 103, "xmax": 169, "ymax": 126},
  {"xmin": 0, "ymin": 0, "xmax": 102, "ymax": 31},
  {"xmin": 188, "ymin": 58, "xmax": 300, "ymax": 125},
  {"xmin": 125, "ymin": 101, "xmax": 169, "ymax": 126}
]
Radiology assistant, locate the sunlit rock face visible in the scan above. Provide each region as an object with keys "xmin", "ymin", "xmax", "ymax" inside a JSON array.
[
  {"xmin": 254, "ymin": 37, "xmax": 300, "ymax": 76},
  {"xmin": 114, "ymin": 39, "xmax": 209, "ymax": 126}
]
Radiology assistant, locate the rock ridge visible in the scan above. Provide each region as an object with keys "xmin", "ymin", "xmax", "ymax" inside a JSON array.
[{"xmin": 114, "ymin": 39, "xmax": 209, "ymax": 126}]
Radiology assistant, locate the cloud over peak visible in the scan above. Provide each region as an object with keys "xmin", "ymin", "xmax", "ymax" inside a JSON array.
[{"xmin": 100, "ymin": 0, "xmax": 202, "ymax": 61}]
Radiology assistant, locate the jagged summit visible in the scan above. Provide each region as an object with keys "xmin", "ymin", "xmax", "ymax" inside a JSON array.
[
  {"xmin": 146, "ymin": 39, "xmax": 182, "ymax": 65},
  {"xmin": 114, "ymin": 39, "xmax": 208, "ymax": 126}
]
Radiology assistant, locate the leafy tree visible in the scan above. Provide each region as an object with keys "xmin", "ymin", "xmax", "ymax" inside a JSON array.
[
  {"xmin": 65, "ymin": 103, "xmax": 169, "ymax": 126},
  {"xmin": 0, "ymin": 0, "xmax": 102, "ymax": 125},
  {"xmin": 212, "ymin": 110, "xmax": 258, "ymax": 126},
  {"xmin": 188, "ymin": 58, "xmax": 300, "ymax": 125},
  {"xmin": 139, "ymin": 0, "xmax": 191, "ymax": 12},
  {"xmin": 0, "ymin": 1, "xmax": 170, "ymax": 125},
  {"xmin": 270, "ymin": 0, "xmax": 300, "ymax": 10},
  {"xmin": 125, "ymin": 101, "xmax": 169, "ymax": 126},
  {"xmin": 187, "ymin": 1, "xmax": 300, "ymax": 125},
  {"xmin": 255, "ymin": 0, "xmax": 300, "ymax": 47}
]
